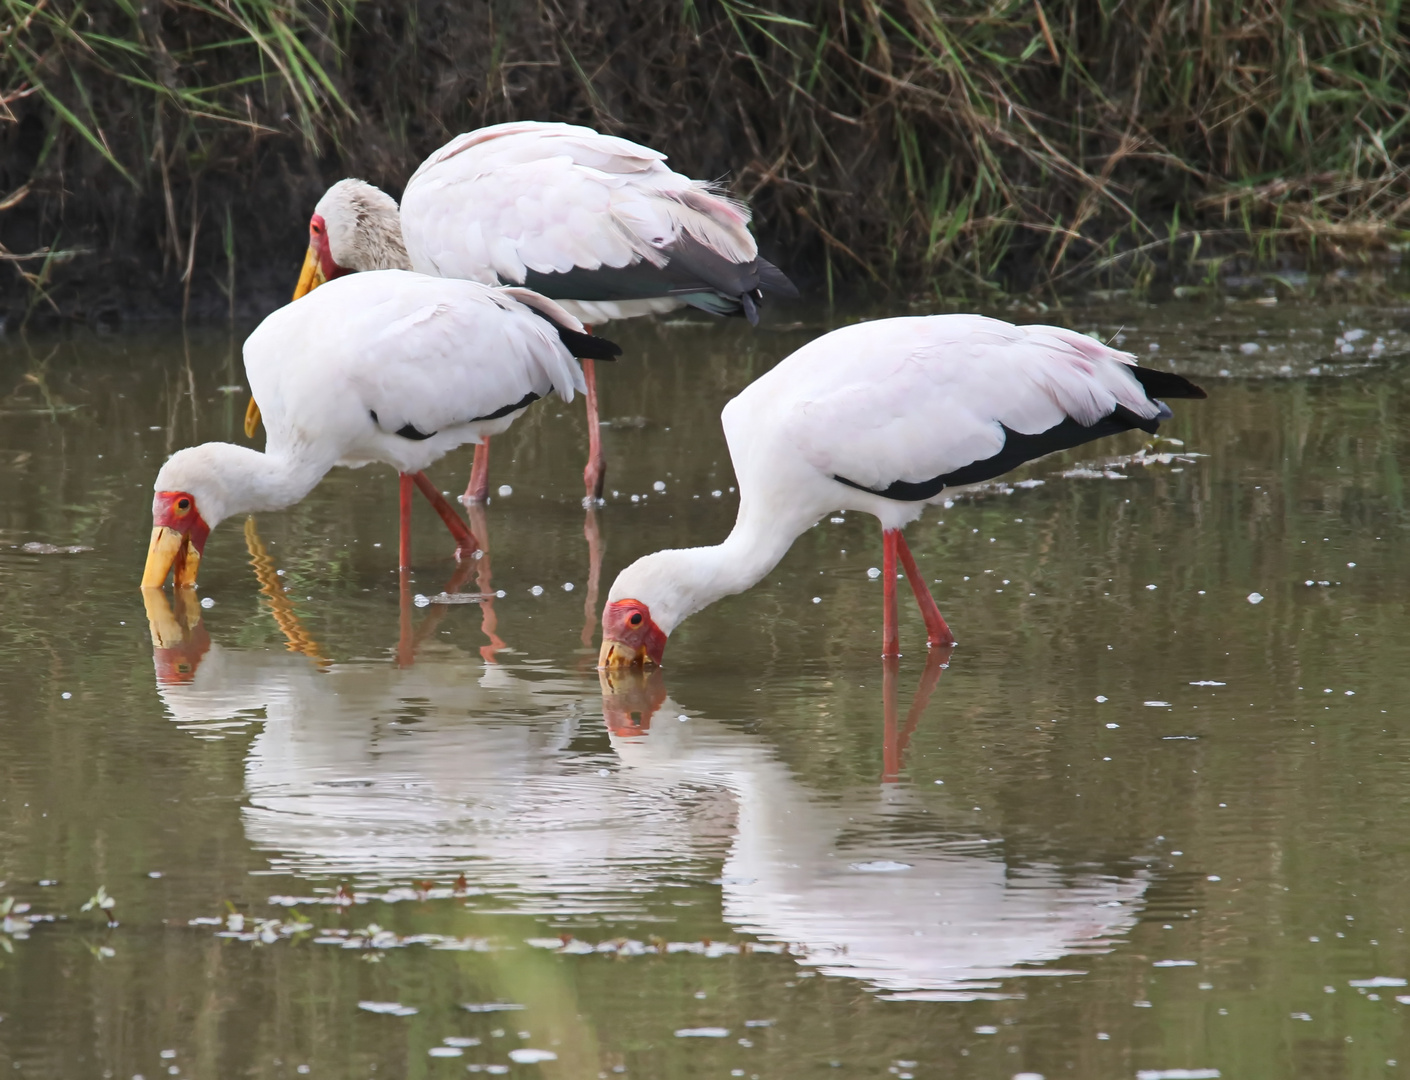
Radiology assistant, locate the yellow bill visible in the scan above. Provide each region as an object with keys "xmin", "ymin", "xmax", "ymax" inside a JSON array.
[
  {"xmin": 244, "ymin": 396, "xmax": 262, "ymax": 438},
  {"xmin": 142, "ymin": 525, "xmax": 201, "ymax": 589},
  {"xmin": 292, "ymin": 245, "xmax": 325, "ymax": 301}
]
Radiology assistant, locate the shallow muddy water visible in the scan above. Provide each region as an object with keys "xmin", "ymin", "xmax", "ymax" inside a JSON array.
[{"xmin": 2, "ymin": 298, "xmax": 1410, "ymax": 1079}]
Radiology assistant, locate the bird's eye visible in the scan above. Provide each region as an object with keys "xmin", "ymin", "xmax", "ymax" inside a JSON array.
[
  {"xmin": 628, "ymin": 612, "xmax": 643, "ymax": 627},
  {"xmin": 311, "ymin": 222, "xmax": 322, "ymax": 234},
  {"xmin": 175, "ymin": 497, "xmax": 191, "ymax": 515}
]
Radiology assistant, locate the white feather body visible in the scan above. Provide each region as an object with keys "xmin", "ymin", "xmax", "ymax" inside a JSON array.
[
  {"xmin": 154, "ymin": 271, "xmax": 585, "ymax": 527},
  {"xmin": 399, "ymin": 121, "xmax": 759, "ymax": 324}
]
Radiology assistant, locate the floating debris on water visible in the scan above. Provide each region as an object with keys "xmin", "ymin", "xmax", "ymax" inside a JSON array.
[
  {"xmin": 358, "ymin": 1001, "xmax": 417, "ymax": 1016},
  {"xmin": 428, "ymin": 1047, "xmax": 462, "ymax": 1057},
  {"xmin": 1189, "ymin": 681, "xmax": 1225, "ymax": 686},
  {"xmin": 1348, "ymin": 977, "xmax": 1407, "ymax": 988},
  {"xmin": 1144, "ymin": 701, "xmax": 1172, "ymax": 708},
  {"xmin": 460, "ymin": 1003, "xmax": 526, "ymax": 1013},
  {"xmin": 1136, "ymin": 1071, "xmax": 1221, "ymax": 1080},
  {"xmin": 508, "ymin": 1049, "xmax": 558, "ymax": 1063},
  {"xmin": 675, "ymin": 1028, "xmax": 730, "ymax": 1038},
  {"xmin": 415, "ymin": 592, "xmax": 492, "ymax": 607},
  {"xmin": 1153, "ymin": 959, "xmax": 1198, "ymax": 967},
  {"xmin": 1247, "ymin": 592, "xmax": 1264, "ymax": 604},
  {"xmin": 20, "ymin": 542, "xmax": 93, "ymax": 555},
  {"xmin": 525, "ymin": 935, "xmax": 786, "ymax": 958}
]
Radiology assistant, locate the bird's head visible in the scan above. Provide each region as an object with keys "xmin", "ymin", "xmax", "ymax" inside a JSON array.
[
  {"xmin": 141, "ymin": 446, "xmax": 235, "ymax": 589},
  {"xmin": 294, "ymin": 179, "xmax": 408, "ymax": 299},
  {"xmin": 598, "ymin": 598, "xmax": 668, "ymax": 670}
]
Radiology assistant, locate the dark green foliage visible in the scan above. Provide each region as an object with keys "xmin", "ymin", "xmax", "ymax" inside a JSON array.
[{"xmin": 2, "ymin": 0, "xmax": 1408, "ymax": 320}]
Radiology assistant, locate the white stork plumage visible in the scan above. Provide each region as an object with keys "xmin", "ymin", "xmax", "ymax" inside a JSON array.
[
  {"xmin": 597, "ymin": 314, "xmax": 1206, "ymax": 667},
  {"xmin": 142, "ymin": 270, "xmax": 619, "ymax": 588},
  {"xmin": 279, "ymin": 120, "xmax": 797, "ymax": 502}
]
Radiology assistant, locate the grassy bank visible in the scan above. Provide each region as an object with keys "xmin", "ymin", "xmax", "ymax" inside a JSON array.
[{"xmin": 2, "ymin": 0, "xmax": 1408, "ymax": 324}]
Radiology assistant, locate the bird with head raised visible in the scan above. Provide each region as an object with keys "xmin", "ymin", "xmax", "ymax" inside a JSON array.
[
  {"xmin": 144, "ymin": 270, "xmax": 619, "ymax": 590},
  {"xmin": 598, "ymin": 313, "xmax": 1206, "ymax": 668},
  {"xmin": 274, "ymin": 120, "xmax": 797, "ymax": 504}
]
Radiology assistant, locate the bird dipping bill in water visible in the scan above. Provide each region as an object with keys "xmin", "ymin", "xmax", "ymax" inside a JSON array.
[
  {"xmin": 268, "ymin": 120, "xmax": 797, "ymax": 503},
  {"xmin": 598, "ymin": 314, "xmax": 1205, "ymax": 667},
  {"xmin": 143, "ymin": 270, "xmax": 619, "ymax": 589}
]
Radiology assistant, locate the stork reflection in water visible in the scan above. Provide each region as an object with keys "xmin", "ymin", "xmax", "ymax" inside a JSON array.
[{"xmin": 143, "ymin": 596, "xmax": 1149, "ymax": 1002}]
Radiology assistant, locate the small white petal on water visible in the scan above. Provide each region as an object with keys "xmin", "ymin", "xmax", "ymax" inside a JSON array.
[
  {"xmin": 497, "ymin": 485, "xmax": 513, "ymax": 497},
  {"xmin": 1247, "ymin": 592, "xmax": 1264, "ymax": 604}
]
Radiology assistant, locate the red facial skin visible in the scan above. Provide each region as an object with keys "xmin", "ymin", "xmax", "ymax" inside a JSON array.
[
  {"xmin": 309, "ymin": 213, "xmax": 352, "ymax": 282},
  {"xmin": 154, "ymin": 622, "xmax": 212, "ymax": 684},
  {"xmin": 600, "ymin": 598, "xmax": 668, "ymax": 667},
  {"xmin": 154, "ymin": 491, "xmax": 211, "ymax": 554}
]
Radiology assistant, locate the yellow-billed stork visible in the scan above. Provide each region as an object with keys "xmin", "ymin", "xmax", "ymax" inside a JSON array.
[{"xmin": 597, "ymin": 314, "xmax": 1205, "ymax": 667}]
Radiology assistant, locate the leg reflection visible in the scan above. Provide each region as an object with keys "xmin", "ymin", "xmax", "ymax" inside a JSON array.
[
  {"xmin": 881, "ymin": 646, "xmax": 952, "ymax": 783},
  {"xmin": 579, "ymin": 506, "xmax": 604, "ymax": 661}
]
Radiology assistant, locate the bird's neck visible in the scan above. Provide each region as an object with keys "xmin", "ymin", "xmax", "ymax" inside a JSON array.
[
  {"xmin": 187, "ymin": 443, "xmax": 329, "ymax": 527},
  {"xmin": 640, "ymin": 497, "xmax": 816, "ymax": 636}
]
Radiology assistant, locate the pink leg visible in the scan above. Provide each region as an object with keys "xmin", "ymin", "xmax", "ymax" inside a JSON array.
[
  {"xmin": 463, "ymin": 438, "xmax": 491, "ymax": 505},
  {"xmin": 410, "ymin": 471, "xmax": 480, "ymax": 559},
  {"xmin": 582, "ymin": 355, "xmax": 605, "ymax": 503},
  {"xmin": 881, "ymin": 528, "xmax": 900, "ymax": 657},
  {"xmin": 396, "ymin": 569, "xmax": 414, "ymax": 668},
  {"xmin": 894, "ymin": 532, "xmax": 957, "ymax": 648},
  {"xmin": 398, "ymin": 473, "xmax": 413, "ymax": 570}
]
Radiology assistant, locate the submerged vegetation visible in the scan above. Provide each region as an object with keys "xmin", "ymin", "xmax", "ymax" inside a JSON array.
[{"xmin": 2, "ymin": 0, "xmax": 1408, "ymax": 320}]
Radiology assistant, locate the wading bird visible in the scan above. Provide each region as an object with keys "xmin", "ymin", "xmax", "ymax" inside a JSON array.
[
  {"xmin": 597, "ymin": 314, "xmax": 1205, "ymax": 667},
  {"xmin": 142, "ymin": 271, "xmax": 618, "ymax": 589},
  {"xmin": 271, "ymin": 120, "xmax": 796, "ymax": 503}
]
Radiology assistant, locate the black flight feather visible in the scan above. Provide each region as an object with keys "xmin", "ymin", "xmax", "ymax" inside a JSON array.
[{"xmin": 1129, "ymin": 365, "xmax": 1206, "ymax": 400}]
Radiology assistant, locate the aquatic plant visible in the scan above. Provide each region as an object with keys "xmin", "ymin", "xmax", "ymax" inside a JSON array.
[{"xmin": 2, "ymin": 1, "xmax": 1408, "ymax": 314}]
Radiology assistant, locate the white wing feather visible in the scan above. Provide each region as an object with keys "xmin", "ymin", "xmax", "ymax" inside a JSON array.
[
  {"xmin": 400, "ymin": 121, "xmax": 758, "ymax": 287},
  {"xmin": 245, "ymin": 272, "xmax": 584, "ymax": 464},
  {"xmin": 766, "ymin": 315, "xmax": 1157, "ymax": 491}
]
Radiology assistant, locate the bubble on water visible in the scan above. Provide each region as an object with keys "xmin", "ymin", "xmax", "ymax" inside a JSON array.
[
  {"xmin": 974, "ymin": 1026, "xmax": 998, "ymax": 1035},
  {"xmin": 562, "ymin": 582, "xmax": 574, "ymax": 592},
  {"xmin": 200, "ymin": 597, "xmax": 215, "ymax": 609},
  {"xmin": 428, "ymin": 1047, "xmax": 462, "ymax": 1057},
  {"xmin": 652, "ymin": 481, "xmax": 666, "ymax": 492},
  {"xmin": 1146, "ymin": 583, "xmax": 1157, "ymax": 590},
  {"xmin": 631, "ymin": 494, "xmax": 640, "ymax": 503},
  {"xmin": 867, "ymin": 567, "xmax": 881, "ymax": 579},
  {"xmin": 1239, "ymin": 342, "xmax": 1260, "ymax": 354},
  {"xmin": 675, "ymin": 1028, "xmax": 730, "ymax": 1038},
  {"xmin": 497, "ymin": 485, "xmax": 513, "ymax": 497},
  {"xmin": 160, "ymin": 1052, "xmax": 177, "ymax": 1060},
  {"xmin": 508, "ymin": 1050, "xmax": 558, "ymax": 1064},
  {"xmin": 443, "ymin": 1037, "xmax": 481, "ymax": 1048},
  {"xmin": 1348, "ymin": 562, "xmax": 1356, "ymax": 568},
  {"xmin": 1106, "ymin": 722, "xmax": 1120, "ymax": 728},
  {"xmin": 495, "ymin": 590, "xmax": 505, "ymax": 598},
  {"xmin": 1144, "ymin": 701, "xmax": 1172, "ymax": 708},
  {"xmin": 1345, "ymin": 690, "xmax": 1355, "ymax": 696},
  {"xmin": 61, "ymin": 692, "xmax": 71, "ymax": 700},
  {"xmin": 1247, "ymin": 592, "xmax": 1264, "ymax": 604},
  {"xmin": 413, "ymin": 594, "xmax": 430, "ymax": 608},
  {"xmin": 529, "ymin": 585, "xmax": 544, "ymax": 596},
  {"xmin": 1095, "ymin": 696, "xmax": 1108, "ymax": 703},
  {"xmin": 1207, "ymin": 875, "xmax": 1221, "ymax": 881},
  {"xmin": 812, "ymin": 597, "xmax": 821, "ymax": 604},
  {"xmin": 830, "ymin": 516, "xmax": 845, "ymax": 523},
  {"xmin": 711, "ymin": 490, "xmax": 722, "ymax": 498},
  {"xmin": 677, "ymin": 714, "xmax": 689, "ymax": 723}
]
